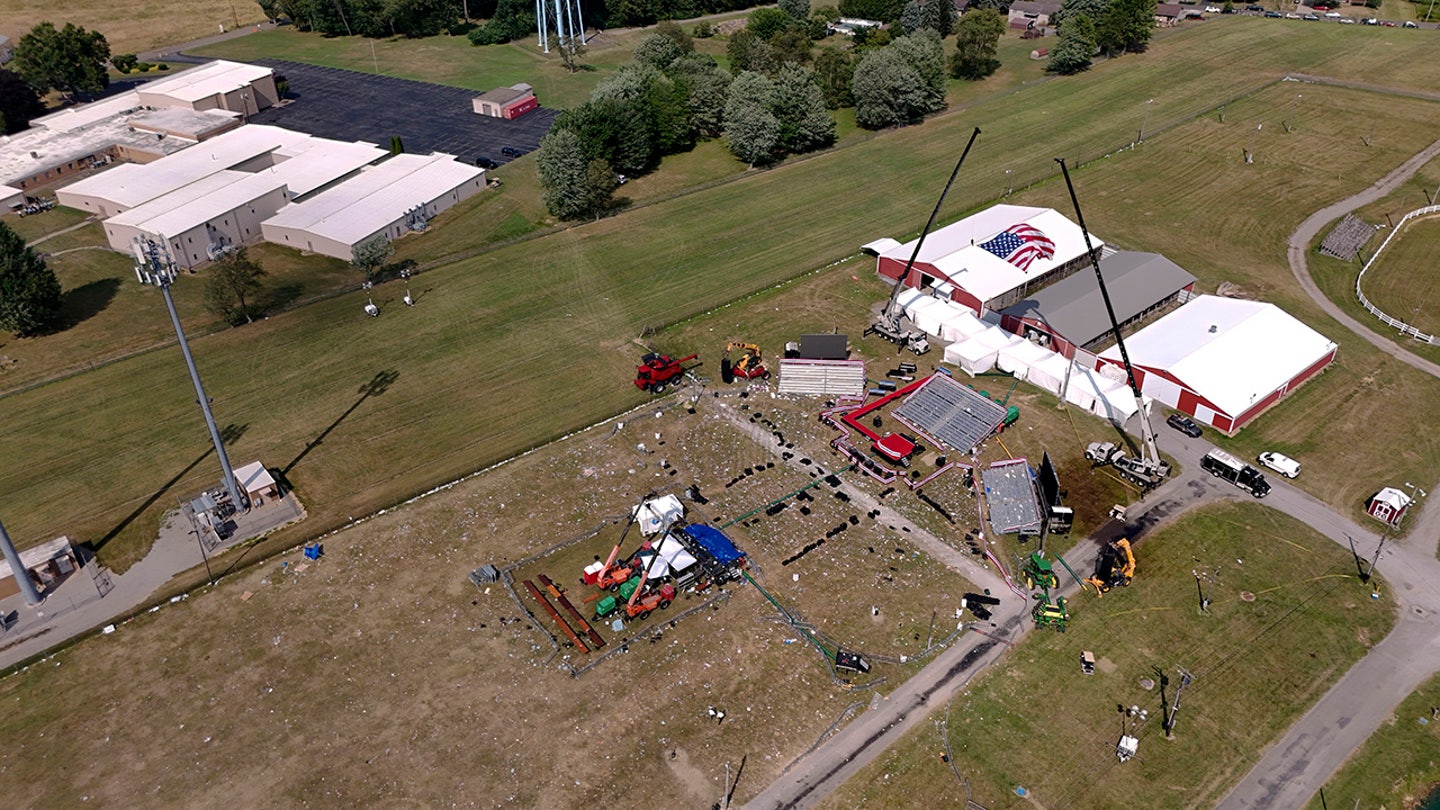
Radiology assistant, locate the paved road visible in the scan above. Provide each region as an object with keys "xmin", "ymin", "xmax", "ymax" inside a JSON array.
[{"xmin": 1215, "ymin": 133, "xmax": 1440, "ymax": 808}]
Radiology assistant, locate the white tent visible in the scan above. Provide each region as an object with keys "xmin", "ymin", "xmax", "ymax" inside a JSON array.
[
  {"xmin": 996, "ymin": 339, "xmax": 1052, "ymax": 379},
  {"xmin": 1063, "ymin": 365, "xmax": 1100, "ymax": 412},
  {"xmin": 1025, "ymin": 353, "xmax": 1071, "ymax": 395},
  {"xmin": 634, "ymin": 494, "xmax": 684, "ymax": 536},
  {"xmin": 1091, "ymin": 378, "xmax": 1141, "ymax": 422},
  {"xmin": 639, "ymin": 533, "xmax": 699, "ymax": 578},
  {"xmin": 907, "ymin": 296, "xmax": 952, "ymax": 336},
  {"xmin": 895, "ymin": 286, "xmax": 927, "ymax": 313},
  {"xmin": 937, "ymin": 305, "xmax": 989, "ymax": 343},
  {"xmin": 944, "ymin": 327, "xmax": 1021, "ymax": 375}
]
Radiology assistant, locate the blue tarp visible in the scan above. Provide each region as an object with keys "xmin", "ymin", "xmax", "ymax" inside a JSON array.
[{"xmin": 683, "ymin": 524, "xmax": 745, "ymax": 565}]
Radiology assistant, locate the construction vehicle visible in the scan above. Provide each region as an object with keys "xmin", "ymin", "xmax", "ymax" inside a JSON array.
[
  {"xmin": 621, "ymin": 540, "xmax": 676, "ymax": 621},
  {"xmin": 865, "ymin": 128, "xmax": 981, "ymax": 356},
  {"xmin": 1084, "ymin": 538, "xmax": 1136, "ymax": 595},
  {"xmin": 633, "ymin": 352, "xmax": 698, "ymax": 394},
  {"xmin": 582, "ymin": 498, "xmax": 646, "ymax": 591},
  {"xmin": 1201, "ymin": 449, "xmax": 1272, "ymax": 498},
  {"xmin": 720, "ymin": 342, "xmax": 769, "ymax": 383},
  {"xmin": 1058, "ymin": 158, "xmax": 1170, "ymax": 491}
]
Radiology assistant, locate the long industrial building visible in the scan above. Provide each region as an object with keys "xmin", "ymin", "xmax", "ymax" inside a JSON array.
[
  {"xmin": 1095, "ymin": 295, "xmax": 1337, "ymax": 434},
  {"xmin": 261, "ymin": 153, "xmax": 486, "ymax": 261}
]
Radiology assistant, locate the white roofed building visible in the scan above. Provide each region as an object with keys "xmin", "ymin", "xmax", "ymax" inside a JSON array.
[
  {"xmin": 865, "ymin": 204, "xmax": 1104, "ymax": 319},
  {"xmin": 1095, "ymin": 295, "xmax": 1338, "ymax": 435},
  {"xmin": 261, "ymin": 153, "xmax": 485, "ymax": 261}
]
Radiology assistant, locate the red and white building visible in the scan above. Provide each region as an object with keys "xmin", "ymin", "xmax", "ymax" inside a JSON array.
[
  {"xmin": 1366, "ymin": 488, "xmax": 1412, "ymax": 526},
  {"xmin": 864, "ymin": 204, "xmax": 1102, "ymax": 319},
  {"xmin": 1095, "ymin": 295, "xmax": 1337, "ymax": 435},
  {"xmin": 473, "ymin": 84, "xmax": 539, "ymax": 120}
]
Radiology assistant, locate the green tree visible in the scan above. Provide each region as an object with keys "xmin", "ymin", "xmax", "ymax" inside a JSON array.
[
  {"xmin": 840, "ymin": 0, "xmax": 906, "ymax": 22},
  {"xmin": 723, "ymin": 71, "xmax": 781, "ymax": 166},
  {"xmin": 812, "ymin": 48, "xmax": 855, "ymax": 108},
  {"xmin": 1115, "ymin": 0, "xmax": 1157, "ymax": 50},
  {"xmin": 769, "ymin": 27, "xmax": 815, "ymax": 65},
  {"xmin": 772, "ymin": 64, "xmax": 836, "ymax": 153},
  {"xmin": 727, "ymin": 30, "xmax": 779, "ymax": 76},
  {"xmin": 951, "ymin": 8, "xmax": 1005, "ymax": 79},
  {"xmin": 0, "ymin": 69, "xmax": 45, "ymax": 135},
  {"xmin": 1047, "ymin": 13, "xmax": 1096, "ymax": 74},
  {"xmin": 11, "ymin": 22, "xmax": 111, "ymax": 97},
  {"xmin": 654, "ymin": 20, "xmax": 695, "ymax": 52},
  {"xmin": 351, "ymin": 235, "xmax": 395, "ymax": 281},
  {"xmin": 538, "ymin": 128, "xmax": 616, "ymax": 219},
  {"xmin": 635, "ymin": 32, "xmax": 685, "ymax": 69},
  {"xmin": 670, "ymin": 54, "xmax": 733, "ymax": 138},
  {"xmin": 852, "ymin": 46, "xmax": 930, "ymax": 128},
  {"xmin": 927, "ymin": 0, "xmax": 960, "ymax": 33},
  {"xmin": 0, "ymin": 222, "xmax": 63, "ymax": 337},
  {"xmin": 748, "ymin": 7, "xmax": 796, "ymax": 39},
  {"xmin": 1053, "ymin": 0, "xmax": 1107, "ymax": 26},
  {"xmin": 389, "ymin": 135, "xmax": 405, "ymax": 155},
  {"xmin": 890, "ymin": 30, "xmax": 947, "ymax": 112},
  {"xmin": 203, "ymin": 249, "xmax": 268, "ymax": 325},
  {"xmin": 781, "ymin": 0, "xmax": 813, "ymax": 19}
]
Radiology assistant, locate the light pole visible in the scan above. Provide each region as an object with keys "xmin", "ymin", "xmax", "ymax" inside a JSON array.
[
  {"xmin": 0, "ymin": 515, "xmax": 42, "ymax": 605},
  {"xmin": 132, "ymin": 237, "xmax": 247, "ymax": 512},
  {"xmin": 1138, "ymin": 98, "xmax": 1154, "ymax": 144}
]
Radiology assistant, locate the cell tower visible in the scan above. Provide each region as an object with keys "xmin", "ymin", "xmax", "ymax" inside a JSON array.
[{"xmin": 537, "ymin": 0, "xmax": 584, "ymax": 54}]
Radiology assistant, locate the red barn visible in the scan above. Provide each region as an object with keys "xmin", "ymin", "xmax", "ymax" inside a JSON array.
[
  {"xmin": 473, "ymin": 84, "xmax": 539, "ymax": 120},
  {"xmin": 862, "ymin": 204, "xmax": 1103, "ymax": 319},
  {"xmin": 1366, "ymin": 488, "xmax": 1412, "ymax": 526},
  {"xmin": 1095, "ymin": 295, "xmax": 1337, "ymax": 435}
]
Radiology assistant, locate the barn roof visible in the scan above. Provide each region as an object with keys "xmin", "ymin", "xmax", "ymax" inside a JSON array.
[
  {"xmin": 877, "ymin": 204, "xmax": 1103, "ymax": 305},
  {"xmin": 1001, "ymin": 251, "xmax": 1195, "ymax": 347},
  {"xmin": 1099, "ymin": 295, "xmax": 1337, "ymax": 417}
]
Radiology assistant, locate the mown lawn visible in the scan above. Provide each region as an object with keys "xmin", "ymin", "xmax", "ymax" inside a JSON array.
[
  {"xmin": 825, "ymin": 502, "xmax": 1395, "ymax": 809},
  {"xmin": 1303, "ymin": 672, "xmax": 1440, "ymax": 810},
  {"xmin": 4, "ymin": 19, "xmax": 1440, "ymax": 575}
]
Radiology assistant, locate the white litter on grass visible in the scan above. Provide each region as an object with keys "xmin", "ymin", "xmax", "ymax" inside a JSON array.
[{"xmin": 102, "ymin": 625, "xmax": 115, "ymax": 634}]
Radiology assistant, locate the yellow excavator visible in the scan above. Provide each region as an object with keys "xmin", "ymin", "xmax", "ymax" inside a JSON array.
[
  {"xmin": 1085, "ymin": 538, "xmax": 1135, "ymax": 596},
  {"xmin": 721, "ymin": 341, "xmax": 769, "ymax": 383}
]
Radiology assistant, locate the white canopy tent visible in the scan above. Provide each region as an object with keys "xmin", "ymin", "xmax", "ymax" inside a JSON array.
[
  {"xmin": 944, "ymin": 327, "xmax": 1022, "ymax": 375},
  {"xmin": 996, "ymin": 339, "xmax": 1052, "ymax": 380},
  {"xmin": 937, "ymin": 306, "xmax": 989, "ymax": 343},
  {"xmin": 633, "ymin": 494, "xmax": 684, "ymax": 536},
  {"xmin": 637, "ymin": 533, "xmax": 700, "ymax": 578}
]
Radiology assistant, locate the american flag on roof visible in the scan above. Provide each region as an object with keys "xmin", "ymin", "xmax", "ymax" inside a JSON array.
[{"xmin": 978, "ymin": 223, "xmax": 1056, "ymax": 272}]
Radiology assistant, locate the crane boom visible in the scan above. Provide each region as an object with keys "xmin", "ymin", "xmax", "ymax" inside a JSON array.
[
  {"xmin": 1056, "ymin": 158, "xmax": 1165, "ymax": 482},
  {"xmin": 867, "ymin": 127, "xmax": 982, "ymax": 354}
]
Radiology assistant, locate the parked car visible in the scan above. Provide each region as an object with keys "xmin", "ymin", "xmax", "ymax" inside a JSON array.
[
  {"xmin": 1166, "ymin": 413, "xmax": 1203, "ymax": 438},
  {"xmin": 1303, "ymin": 13, "xmax": 1320, "ymax": 19},
  {"xmin": 1264, "ymin": 10, "xmax": 1283, "ymax": 17},
  {"xmin": 475, "ymin": 156, "xmax": 499, "ymax": 170},
  {"xmin": 1285, "ymin": 12, "xmax": 1301, "ymax": 17},
  {"xmin": 1314, "ymin": 4, "xmax": 1330, "ymax": 9},
  {"xmin": 1257, "ymin": 452, "xmax": 1301, "ymax": 478},
  {"xmin": 1324, "ymin": 11, "xmax": 1342, "ymax": 17},
  {"xmin": 1245, "ymin": 3, "xmax": 1264, "ymax": 10},
  {"xmin": 500, "ymin": 146, "xmax": 525, "ymax": 158},
  {"xmin": 1361, "ymin": 17, "xmax": 1379, "ymax": 24},
  {"xmin": 1380, "ymin": 19, "xmax": 1397, "ymax": 25},
  {"xmin": 1205, "ymin": 4, "xmax": 1221, "ymax": 10},
  {"xmin": 1403, "ymin": 19, "xmax": 1418, "ymax": 26}
]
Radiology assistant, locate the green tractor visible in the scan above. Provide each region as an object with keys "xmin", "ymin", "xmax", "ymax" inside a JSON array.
[{"xmin": 1020, "ymin": 552, "xmax": 1060, "ymax": 591}]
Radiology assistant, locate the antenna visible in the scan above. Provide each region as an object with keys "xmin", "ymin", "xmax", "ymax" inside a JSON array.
[{"xmin": 1164, "ymin": 667, "xmax": 1194, "ymax": 738}]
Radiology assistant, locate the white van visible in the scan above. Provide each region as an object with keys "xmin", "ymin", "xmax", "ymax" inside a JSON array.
[{"xmin": 1257, "ymin": 451, "xmax": 1300, "ymax": 479}]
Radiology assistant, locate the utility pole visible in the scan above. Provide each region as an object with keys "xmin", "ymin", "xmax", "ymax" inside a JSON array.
[
  {"xmin": 132, "ymin": 237, "xmax": 247, "ymax": 512},
  {"xmin": 0, "ymin": 515, "xmax": 42, "ymax": 605},
  {"xmin": 1193, "ymin": 570, "xmax": 1209, "ymax": 614},
  {"xmin": 1365, "ymin": 531, "xmax": 1388, "ymax": 581},
  {"xmin": 1164, "ymin": 668, "xmax": 1193, "ymax": 738}
]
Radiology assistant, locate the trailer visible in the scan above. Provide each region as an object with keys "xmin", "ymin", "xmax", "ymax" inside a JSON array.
[{"xmin": 1200, "ymin": 449, "xmax": 1271, "ymax": 497}]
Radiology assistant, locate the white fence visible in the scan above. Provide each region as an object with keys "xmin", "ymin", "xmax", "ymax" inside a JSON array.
[{"xmin": 1355, "ymin": 204, "xmax": 1440, "ymax": 345}]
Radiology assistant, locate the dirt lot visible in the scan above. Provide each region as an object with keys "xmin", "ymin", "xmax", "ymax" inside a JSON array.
[{"xmin": 0, "ymin": 384, "xmax": 1009, "ymax": 808}]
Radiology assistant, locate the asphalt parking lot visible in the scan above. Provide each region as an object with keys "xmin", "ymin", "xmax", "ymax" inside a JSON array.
[{"xmin": 247, "ymin": 60, "xmax": 558, "ymax": 166}]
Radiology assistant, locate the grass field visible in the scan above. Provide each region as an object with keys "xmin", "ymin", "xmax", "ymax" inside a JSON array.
[
  {"xmin": 1355, "ymin": 215, "xmax": 1440, "ymax": 336},
  {"xmin": 1303, "ymin": 672, "xmax": 1440, "ymax": 809},
  {"xmin": 824, "ymin": 502, "xmax": 1396, "ymax": 809},
  {"xmin": 4, "ymin": 0, "xmax": 269, "ymax": 55},
  {"xmin": 3, "ymin": 19, "xmax": 1440, "ymax": 577}
]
